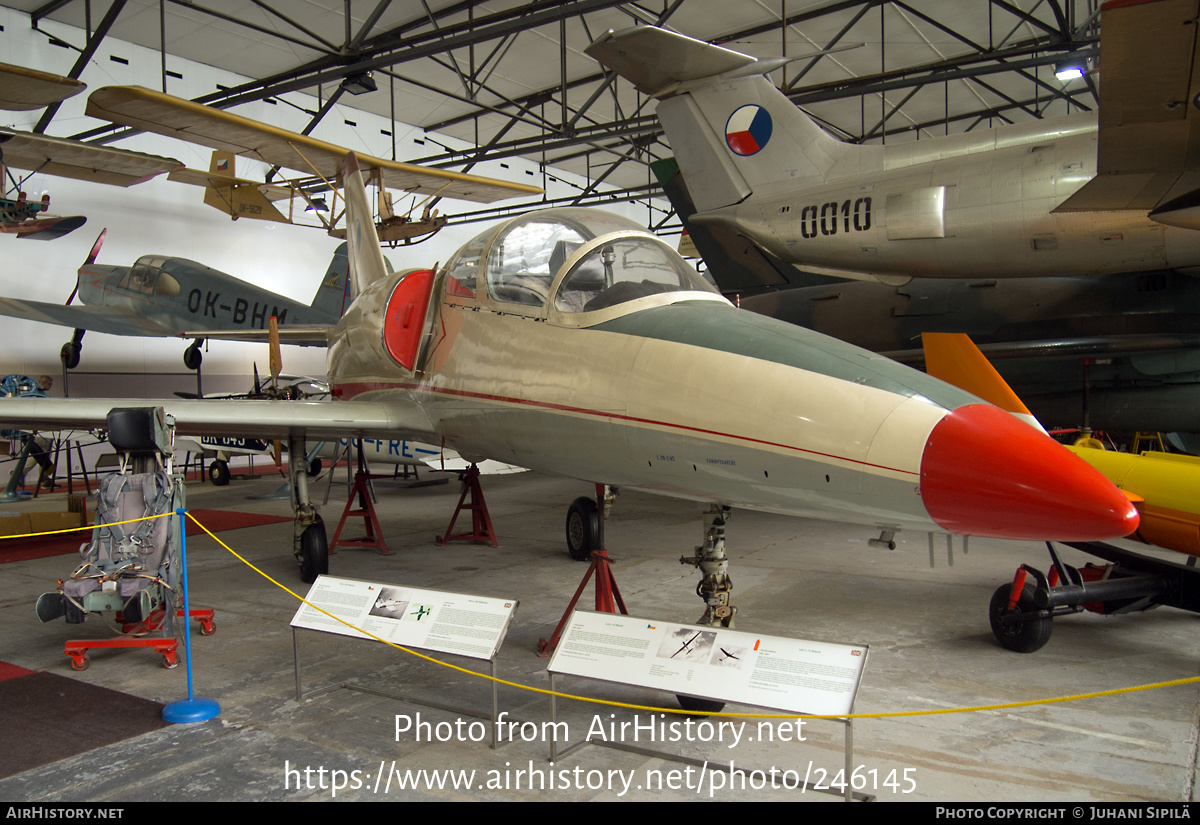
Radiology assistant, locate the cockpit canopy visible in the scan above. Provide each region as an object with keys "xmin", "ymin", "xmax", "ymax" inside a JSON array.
[
  {"xmin": 439, "ymin": 207, "xmax": 720, "ymax": 321},
  {"xmin": 122, "ymin": 255, "xmax": 181, "ymax": 296}
]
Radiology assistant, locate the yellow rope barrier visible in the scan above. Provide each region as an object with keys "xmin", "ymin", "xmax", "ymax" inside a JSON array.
[
  {"xmin": 11, "ymin": 509, "xmax": 1198, "ymax": 719},
  {"xmin": 177, "ymin": 511, "xmax": 1200, "ymax": 720}
]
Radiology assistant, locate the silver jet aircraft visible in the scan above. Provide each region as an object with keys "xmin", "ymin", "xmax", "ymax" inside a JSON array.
[
  {"xmin": 585, "ymin": 7, "xmax": 1200, "ymax": 284},
  {"xmin": 0, "ymin": 153, "xmax": 1139, "ymax": 631}
]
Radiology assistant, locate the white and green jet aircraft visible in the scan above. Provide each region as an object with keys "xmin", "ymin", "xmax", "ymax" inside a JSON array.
[{"xmin": 0, "ymin": 153, "xmax": 1139, "ymax": 626}]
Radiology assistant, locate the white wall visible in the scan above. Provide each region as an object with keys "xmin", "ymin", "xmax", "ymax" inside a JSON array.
[{"xmin": 0, "ymin": 6, "xmax": 657, "ymax": 397}]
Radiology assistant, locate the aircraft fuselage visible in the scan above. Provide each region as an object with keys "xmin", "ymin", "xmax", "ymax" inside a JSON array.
[
  {"xmin": 706, "ymin": 115, "xmax": 1197, "ymax": 281},
  {"xmin": 324, "ymin": 207, "xmax": 1137, "ymax": 542}
]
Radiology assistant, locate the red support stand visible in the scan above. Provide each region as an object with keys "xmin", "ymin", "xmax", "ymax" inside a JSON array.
[
  {"xmin": 538, "ymin": 550, "xmax": 627, "ymax": 656},
  {"xmin": 330, "ymin": 469, "xmax": 390, "ymax": 555},
  {"xmin": 435, "ymin": 465, "xmax": 498, "ymax": 547}
]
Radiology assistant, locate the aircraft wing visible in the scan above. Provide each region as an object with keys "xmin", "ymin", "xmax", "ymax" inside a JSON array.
[
  {"xmin": 0, "ymin": 127, "xmax": 181, "ymax": 187},
  {"xmin": 0, "ymin": 63, "xmax": 86, "ymax": 111},
  {"xmin": 1054, "ymin": 0, "xmax": 1200, "ymax": 214},
  {"xmin": 0, "ymin": 396, "xmax": 437, "ymax": 442},
  {"xmin": 0, "ymin": 295, "xmax": 182, "ymax": 337},
  {"xmin": 85, "ymin": 86, "xmax": 544, "ymax": 203}
]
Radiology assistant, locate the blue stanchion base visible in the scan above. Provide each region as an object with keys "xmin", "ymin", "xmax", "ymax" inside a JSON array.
[{"xmin": 163, "ymin": 697, "xmax": 220, "ymax": 723}]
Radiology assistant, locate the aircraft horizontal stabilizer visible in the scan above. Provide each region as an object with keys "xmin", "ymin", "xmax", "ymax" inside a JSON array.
[
  {"xmin": 585, "ymin": 27, "xmax": 757, "ymax": 98},
  {"xmin": 177, "ymin": 325, "xmax": 336, "ymax": 347}
]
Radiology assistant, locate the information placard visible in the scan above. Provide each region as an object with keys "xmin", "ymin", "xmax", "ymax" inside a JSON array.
[
  {"xmin": 290, "ymin": 575, "xmax": 519, "ymax": 661},
  {"xmin": 548, "ymin": 611, "xmax": 868, "ymax": 716}
]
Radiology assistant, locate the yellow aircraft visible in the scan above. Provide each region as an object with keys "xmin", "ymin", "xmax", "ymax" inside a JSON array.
[
  {"xmin": 85, "ymin": 86, "xmax": 543, "ymax": 243},
  {"xmin": 0, "ymin": 62, "xmax": 85, "ymax": 111},
  {"xmin": 923, "ymin": 331, "xmax": 1200, "ymax": 651}
]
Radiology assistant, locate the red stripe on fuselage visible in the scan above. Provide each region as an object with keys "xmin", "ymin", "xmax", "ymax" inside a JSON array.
[{"xmin": 331, "ymin": 380, "xmax": 923, "ymax": 477}]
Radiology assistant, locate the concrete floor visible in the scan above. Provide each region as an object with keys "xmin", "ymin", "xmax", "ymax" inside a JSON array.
[{"xmin": 1, "ymin": 467, "xmax": 1198, "ymax": 802}]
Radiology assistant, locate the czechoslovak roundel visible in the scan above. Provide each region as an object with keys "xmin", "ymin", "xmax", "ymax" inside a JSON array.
[{"xmin": 725, "ymin": 105, "xmax": 772, "ymax": 156}]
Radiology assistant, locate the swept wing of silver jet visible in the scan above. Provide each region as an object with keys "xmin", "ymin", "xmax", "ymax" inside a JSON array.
[
  {"xmin": 0, "ymin": 154, "xmax": 1139, "ymax": 624},
  {"xmin": 585, "ymin": 4, "xmax": 1200, "ymax": 284}
]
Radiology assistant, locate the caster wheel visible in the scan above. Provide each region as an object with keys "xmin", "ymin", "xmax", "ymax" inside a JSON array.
[
  {"xmin": 70, "ymin": 654, "xmax": 89, "ymax": 671},
  {"xmin": 989, "ymin": 583, "xmax": 1053, "ymax": 653}
]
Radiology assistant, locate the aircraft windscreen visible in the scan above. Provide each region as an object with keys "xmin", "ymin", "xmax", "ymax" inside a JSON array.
[{"xmin": 554, "ymin": 237, "xmax": 717, "ymax": 313}]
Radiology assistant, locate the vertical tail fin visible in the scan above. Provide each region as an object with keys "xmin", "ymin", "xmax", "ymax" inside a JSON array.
[
  {"xmin": 587, "ymin": 27, "xmax": 849, "ymax": 212},
  {"xmin": 921, "ymin": 332, "xmax": 1046, "ymax": 433},
  {"xmin": 308, "ymin": 243, "xmax": 351, "ymax": 321},
  {"xmin": 341, "ymin": 152, "xmax": 390, "ymax": 297}
]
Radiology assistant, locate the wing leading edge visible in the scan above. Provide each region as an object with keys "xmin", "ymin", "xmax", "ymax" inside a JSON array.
[
  {"xmin": 85, "ymin": 86, "xmax": 544, "ymax": 203},
  {"xmin": 0, "ymin": 396, "xmax": 438, "ymax": 443}
]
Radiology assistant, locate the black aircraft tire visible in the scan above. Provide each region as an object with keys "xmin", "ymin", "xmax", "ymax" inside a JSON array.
[
  {"xmin": 60, "ymin": 342, "xmax": 81, "ymax": 370},
  {"xmin": 989, "ymin": 583, "xmax": 1053, "ymax": 653},
  {"xmin": 183, "ymin": 344, "xmax": 203, "ymax": 371},
  {"xmin": 299, "ymin": 517, "xmax": 329, "ymax": 584},
  {"xmin": 677, "ymin": 695, "xmax": 725, "ymax": 714},
  {"xmin": 307, "ymin": 458, "xmax": 322, "ymax": 478},
  {"xmin": 208, "ymin": 460, "xmax": 231, "ymax": 487},
  {"xmin": 566, "ymin": 496, "xmax": 599, "ymax": 561}
]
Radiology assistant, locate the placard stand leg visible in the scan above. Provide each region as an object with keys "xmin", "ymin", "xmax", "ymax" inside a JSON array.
[
  {"xmin": 547, "ymin": 674, "xmax": 871, "ymax": 801},
  {"xmin": 292, "ymin": 627, "xmax": 505, "ymax": 749}
]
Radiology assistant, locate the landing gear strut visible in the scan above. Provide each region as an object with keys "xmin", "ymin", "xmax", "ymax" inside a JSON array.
[
  {"xmin": 289, "ymin": 433, "xmax": 327, "ymax": 583},
  {"xmin": 680, "ymin": 505, "xmax": 736, "ymax": 629},
  {"xmin": 676, "ymin": 504, "xmax": 734, "ymax": 713}
]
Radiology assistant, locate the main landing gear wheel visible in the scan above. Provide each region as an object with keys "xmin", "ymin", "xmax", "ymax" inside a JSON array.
[
  {"xmin": 299, "ymin": 516, "xmax": 329, "ymax": 584},
  {"xmin": 183, "ymin": 341, "xmax": 203, "ymax": 370},
  {"xmin": 566, "ymin": 496, "xmax": 599, "ymax": 561},
  {"xmin": 208, "ymin": 459, "xmax": 230, "ymax": 486},
  {"xmin": 60, "ymin": 341, "xmax": 81, "ymax": 370},
  {"xmin": 989, "ymin": 583, "xmax": 1053, "ymax": 653},
  {"xmin": 307, "ymin": 458, "xmax": 322, "ymax": 478},
  {"xmin": 676, "ymin": 695, "xmax": 725, "ymax": 714}
]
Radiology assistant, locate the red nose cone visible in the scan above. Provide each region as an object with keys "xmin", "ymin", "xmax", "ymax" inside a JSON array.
[{"xmin": 920, "ymin": 404, "xmax": 1139, "ymax": 540}]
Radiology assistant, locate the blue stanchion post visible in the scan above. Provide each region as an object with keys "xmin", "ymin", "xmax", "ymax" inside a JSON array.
[{"xmin": 163, "ymin": 507, "xmax": 220, "ymax": 723}]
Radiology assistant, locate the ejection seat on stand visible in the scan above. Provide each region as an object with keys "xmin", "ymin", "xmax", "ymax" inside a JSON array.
[{"xmin": 35, "ymin": 407, "xmax": 213, "ymax": 670}]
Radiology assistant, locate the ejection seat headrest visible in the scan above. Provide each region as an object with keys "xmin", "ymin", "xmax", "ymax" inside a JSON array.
[{"xmin": 106, "ymin": 407, "xmax": 171, "ymax": 455}]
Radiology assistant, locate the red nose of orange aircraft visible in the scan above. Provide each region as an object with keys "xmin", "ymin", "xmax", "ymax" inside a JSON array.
[{"xmin": 920, "ymin": 404, "xmax": 1140, "ymax": 541}]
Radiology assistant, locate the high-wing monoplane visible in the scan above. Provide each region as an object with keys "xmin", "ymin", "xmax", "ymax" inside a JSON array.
[
  {"xmin": 0, "ymin": 127, "xmax": 180, "ymax": 241},
  {"xmin": 586, "ymin": 4, "xmax": 1200, "ymax": 285},
  {"xmin": 85, "ymin": 85, "xmax": 543, "ymax": 243},
  {"xmin": 0, "ymin": 62, "xmax": 85, "ymax": 112},
  {"xmin": 0, "ymin": 232, "xmax": 351, "ymax": 370},
  {"xmin": 0, "ymin": 153, "xmax": 1140, "ymax": 637}
]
